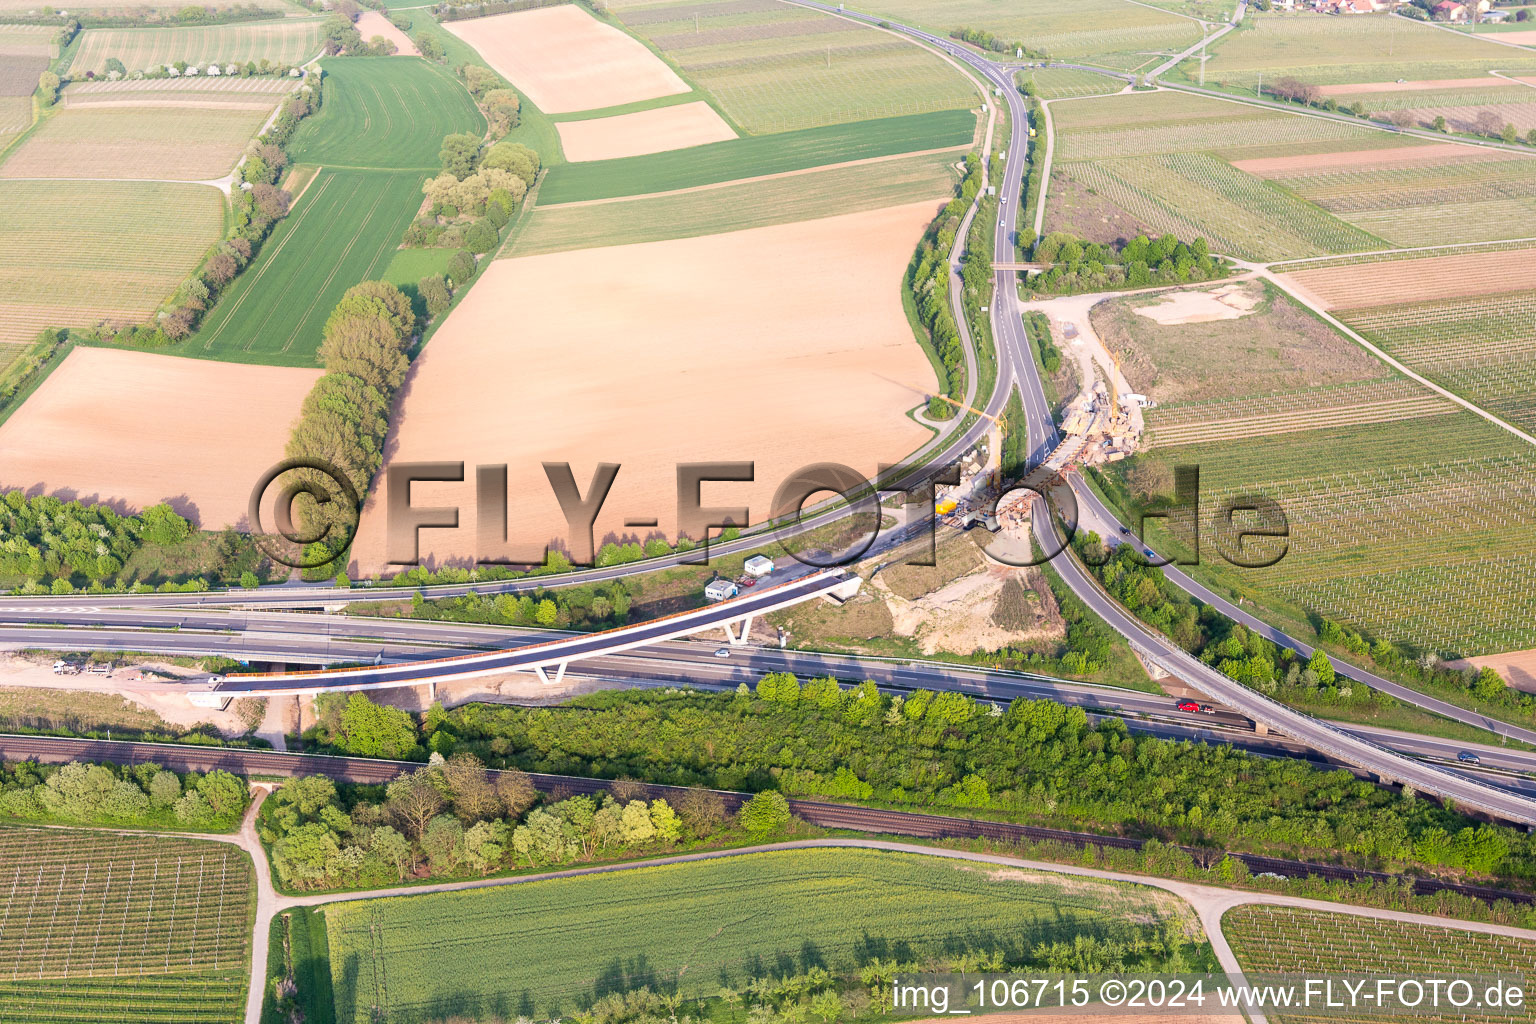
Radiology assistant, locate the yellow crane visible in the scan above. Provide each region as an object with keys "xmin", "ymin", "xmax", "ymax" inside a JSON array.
[{"xmin": 928, "ymin": 391, "xmax": 1002, "ymax": 426}]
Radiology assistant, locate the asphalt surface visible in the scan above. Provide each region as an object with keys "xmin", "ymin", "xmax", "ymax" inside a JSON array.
[{"xmin": 1, "ymin": 4, "xmax": 1533, "ymax": 825}]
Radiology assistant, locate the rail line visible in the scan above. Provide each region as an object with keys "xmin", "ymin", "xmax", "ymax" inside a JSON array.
[{"xmin": 3, "ymin": 734, "xmax": 1529, "ymax": 909}]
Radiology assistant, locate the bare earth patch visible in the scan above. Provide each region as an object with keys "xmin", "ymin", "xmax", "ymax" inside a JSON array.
[
  {"xmin": 1488, "ymin": 31, "xmax": 1536, "ymax": 45},
  {"xmin": 1230, "ymin": 142, "xmax": 1506, "ymax": 177},
  {"xmin": 1449, "ymin": 649, "xmax": 1536, "ymax": 693},
  {"xmin": 556, "ymin": 100, "xmax": 736, "ymax": 162},
  {"xmin": 1316, "ymin": 77, "xmax": 1520, "ymax": 95},
  {"xmin": 445, "ymin": 5, "xmax": 689, "ymax": 113},
  {"xmin": 348, "ymin": 202, "xmax": 942, "ymax": 574},
  {"xmin": 1132, "ymin": 282, "xmax": 1261, "ymax": 325},
  {"xmin": 355, "ymin": 11, "xmax": 419, "ymax": 56},
  {"xmin": 0, "ymin": 346, "xmax": 319, "ymax": 529},
  {"xmin": 1281, "ymin": 247, "xmax": 1536, "ymax": 309}
]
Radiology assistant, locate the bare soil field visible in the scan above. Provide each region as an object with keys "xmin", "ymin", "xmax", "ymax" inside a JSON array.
[
  {"xmin": 0, "ymin": 346, "xmax": 320, "ymax": 529},
  {"xmin": 355, "ymin": 11, "xmax": 419, "ymax": 56},
  {"xmin": 1451, "ymin": 649, "xmax": 1536, "ymax": 692},
  {"xmin": 1281, "ymin": 247, "xmax": 1536, "ymax": 309},
  {"xmin": 1492, "ymin": 30, "xmax": 1536, "ymax": 45},
  {"xmin": 556, "ymin": 100, "xmax": 736, "ymax": 162},
  {"xmin": 1230, "ymin": 142, "xmax": 1503, "ymax": 176},
  {"xmin": 1316, "ymin": 76, "xmax": 1529, "ymax": 95},
  {"xmin": 1132, "ymin": 282, "xmax": 1261, "ymax": 325},
  {"xmin": 349, "ymin": 202, "xmax": 942, "ymax": 574},
  {"xmin": 445, "ymin": 5, "xmax": 689, "ymax": 113},
  {"xmin": 0, "ymin": 104, "xmax": 270, "ymax": 179},
  {"xmin": 0, "ymin": 52, "xmax": 45, "ymax": 94}
]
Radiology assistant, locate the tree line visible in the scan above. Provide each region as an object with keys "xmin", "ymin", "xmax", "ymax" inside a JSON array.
[
  {"xmin": 1026, "ymin": 231, "xmax": 1226, "ymax": 294},
  {"xmin": 0, "ymin": 759, "xmax": 248, "ymax": 830},
  {"xmin": 906, "ymin": 153, "xmax": 984, "ymax": 419},
  {"xmin": 258, "ymin": 746, "xmax": 794, "ymax": 890},
  {"xmin": 320, "ymin": 682, "xmax": 1536, "ymax": 885},
  {"xmin": 1265, "ymin": 74, "xmax": 1536, "ymax": 146},
  {"xmin": 949, "ymin": 26, "xmax": 1046, "ymax": 60}
]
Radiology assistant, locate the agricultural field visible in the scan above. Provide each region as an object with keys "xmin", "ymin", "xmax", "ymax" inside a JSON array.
[
  {"xmin": 1225, "ymin": 905, "xmax": 1536, "ymax": 1024},
  {"xmin": 848, "ymin": 0, "xmax": 1204, "ymax": 71},
  {"xmin": 1021, "ymin": 67, "xmax": 1125, "ymax": 100},
  {"xmin": 0, "ymin": 827, "xmax": 254, "ymax": 1024},
  {"xmin": 186, "ymin": 169, "xmax": 422, "ymax": 362},
  {"xmin": 0, "ymin": 0, "xmax": 289, "ymax": 9},
  {"xmin": 0, "ymin": 23, "xmax": 56, "ymax": 56},
  {"xmin": 348, "ymin": 201, "xmax": 941, "ymax": 573},
  {"xmin": 326, "ymin": 848, "xmax": 1202, "ymax": 1022},
  {"xmin": 0, "ymin": 104, "xmax": 273, "ymax": 180},
  {"xmin": 1112, "ymin": 408, "xmax": 1536, "ymax": 655},
  {"xmin": 1278, "ymin": 244, "xmax": 1536, "ymax": 307},
  {"xmin": 507, "ymin": 147, "xmax": 959, "ymax": 255},
  {"xmin": 0, "ymin": 346, "xmax": 321, "ymax": 528},
  {"xmin": 70, "ymin": 20, "xmax": 326, "ymax": 76},
  {"xmin": 1190, "ymin": 13, "xmax": 1536, "ymax": 89},
  {"xmin": 446, "ymin": 3, "xmax": 691, "ymax": 113},
  {"xmin": 537, "ymin": 107, "xmax": 974, "ymax": 203},
  {"xmin": 611, "ymin": 0, "xmax": 978, "ymax": 132},
  {"xmin": 555, "ymin": 100, "xmax": 737, "ymax": 162},
  {"xmin": 187, "ymin": 57, "xmax": 483, "ymax": 363},
  {"xmin": 1047, "ymin": 91, "xmax": 1390, "ymax": 261},
  {"xmin": 289, "ymin": 57, "xmax": 485, "ymax": 169},
  {"xmin": 0, "ymin": 180, "xmax": 223, "ymax": 345},
  {"xmin": 60, "ymin": 75, "xmax": 297, "ymax": 108},
  {"xmin": 0, "ymin": 49, "xmax": 44, "ymax": 144}
]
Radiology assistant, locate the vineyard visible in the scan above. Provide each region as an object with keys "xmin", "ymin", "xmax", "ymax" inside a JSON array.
[
  {"xmin": 1192, "ymin": 14, "xmax": 1536, "ymax": 88},
  {"xmin": 1126, "ymin": 412, "xmax": 1536, "ymax": 654},
  {"xmin": 1280, "ymin": 245, "xmax": 1536, "ymax": 308},
  {"xmin": 1338, "ymin": 290, "xmax": 1536, "ymax": 435},
  {"xmin": 1023, "ymin": 68, "xmax": 1123, "ymax": 100},
  {"xmin": 62, "ymin": 75, "xmax": 296, "ymax": 108},
  {"xmin": 507, "ymin": 147, "xmax": 958, "ymax": 256},
  {"xmin": 0, "ymin": 105, "xmax": 273, "ymax": 181},
  {"xmin": 614, "ymin": 0, "xmax": 976, "ymax": 134},
  {"xmin": 1146, "ymin": 377, "xmax": 1454, "ymax": 446},
  {"xmin": 0, "ymin": 180, "xmax": 223, "ymax": 345},
  {"xmin": 326, "ymin": 848, "xmax": 1201, "ymax": 1023},
  {"xmin": 0, "ymin": 827, "xmax": 254, "ymax": 1024},
  {"xmin": 1225, "ymin": 905, "xmax": 1536, "ymax": 1023},
  {"xmin": 69, "ymin": 20, "xmax": 326, "ymax": 75},
  {"xmin": 827, "ymin": 0, "xmax": 1202, "ymax": 70},
  {"xmin": 0, "ymin": 23, "xmax": 56, "ymax": 56}
]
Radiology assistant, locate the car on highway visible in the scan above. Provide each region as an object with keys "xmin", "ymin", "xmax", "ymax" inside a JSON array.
[
  {"xmin": 1143, "ymin": 548, "xmax": 1155, "ymax": 559},
  {"xmin": 714, "ymin": 648, "xmax": 731, "ymax": 659},
  {"xmin": 1200, "ymin": 704, "xmax": 1216, "ymax": 715},
  {"xmin": 1458, "ymin": 752, "xmax": 1481, "ymax": 765},
  {"xmin": 1176, "ymin": 701, "xmax": 1200, "ymax": 713}
]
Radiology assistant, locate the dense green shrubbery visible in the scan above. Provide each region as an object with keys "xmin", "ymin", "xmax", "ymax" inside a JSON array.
[
  {"xmin": 0, "ymin": 760, "xmax": 248, "ymax": 830},
  {"xmin": 308, "ymin": 681, "xmax": 1536, "ymax": 883},
  {"xmin": 1027, "ymin": 231, "xmax": 1228, "ymax": 294},
  {"xmin": 905, "ymin": 153, "xmax": 983, "ymax": 412},
  {"xmin": 257, "ymin": 752, "xmax": 780, "ymax": 890}
]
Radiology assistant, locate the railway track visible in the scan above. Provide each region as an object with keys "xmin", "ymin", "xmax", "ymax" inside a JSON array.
[{"xmin": 4, "ymin": 733, "xmax": 1530, "ymax": 908}]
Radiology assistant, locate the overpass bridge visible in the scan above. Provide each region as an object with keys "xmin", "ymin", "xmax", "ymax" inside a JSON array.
[{"xmin": 200, "ymin": 568, "xmax": 860, "ymax": 699}]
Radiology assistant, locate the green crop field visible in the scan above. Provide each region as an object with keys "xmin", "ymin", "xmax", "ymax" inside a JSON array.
[
  {"xmin": 0, "ymin": 180, "xmax": 223, "ymax": 345},
  {"xmin": 290, "ymin": 57, "xmax": 484, "ymax": 170},
  {"xmin": 70, "ymin": 20, "xmax": 326, "ymax": 75},
  {"xmin": 0, "ymin": 827, "xmax": 254, "ymax": 1024},
  {"xmin": 1269, "ymin": 153, "xmax": 1536, "ymax": 247},
  {"xmin": 537, "ymin": 107, "xmax": 973, "ymax": 203},
  {"xmin": 1191, "ymin": 13, "xmax": 1536, "ymax": 88},
  {"xmin": 613, "ymin": 0, "xmax": 976, "ymax": 133},
  {"xmin": 184, "ymin": 169, "xmax": 422, "ymax": 362},
  {"xmin": 326, "ymin": 848, "xmax": 1202, "ymax": 1023},
  {"xmin": 0, "ymin": 105, "xmax": 272, "ymax": 180},
  {"xmin": 508, "ymin": 147, "xmax": 957, "ymax": 256},
  {"xmin": 1225, "ymin": 906, "xmax": 1536, "ymax": 1023},
  {"xmin": 185, "ymin": 56, "xmax": 484, "ymax": 363},
  {"xmin": 850, "ymin": 0, "xmax": 1203, "ymax": 71},
  {"xmin": 1047, "ymin": 91, "xmax": 1395, "ymax": 260},
  {"xmin": 1338, "ymin": 291, "xmax": 1536, "ymax": 436}
]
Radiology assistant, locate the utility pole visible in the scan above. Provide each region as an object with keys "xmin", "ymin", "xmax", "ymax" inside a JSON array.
[{"xmin": 1256, "ymin": 69, "xmax": 1263, "ymax": 98}]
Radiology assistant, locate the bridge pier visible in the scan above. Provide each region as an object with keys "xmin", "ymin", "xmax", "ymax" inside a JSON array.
[
  {"xmin": 533, "ymin": 662, "xmax": 569, "ymax": 684},
  {"xmin": 722, "ymin": 615, "xmax": 755, "ymax": 647}
]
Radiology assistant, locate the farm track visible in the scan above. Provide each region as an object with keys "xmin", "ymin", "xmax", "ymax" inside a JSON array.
[{"xmin": 2, "ymin": 734, "xmax": 1531, "ymax": 910}]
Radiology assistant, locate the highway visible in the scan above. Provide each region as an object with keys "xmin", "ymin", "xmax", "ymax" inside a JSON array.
[
  {"xmin": 1, "ymin": 732, "xmax": 1530, "ymax": 908},
  {"xmin": 2, "ymin": 2, "xmax": 1535, "ymax": 826}
]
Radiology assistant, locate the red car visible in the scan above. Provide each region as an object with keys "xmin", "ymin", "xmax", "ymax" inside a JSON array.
[{"xmin": 1176, "ymin": 701, "xmax": 1200, "ymax": 713}]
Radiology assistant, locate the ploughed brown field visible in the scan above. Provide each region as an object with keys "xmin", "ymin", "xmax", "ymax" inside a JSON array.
[
  {"xmin": 0, "ymin": 347, "xmax": 319, "ymax": 529},
  {"xmin": 348, "ymin": 202, "xmax": 943, "ymax": 574},
  {"xmin": 444, "ymin": 5, "xmax": 689, "ymax": 113},
  {"xmin": 555, "ymin": 101, "xmax": 737, "ymax": 162}
]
